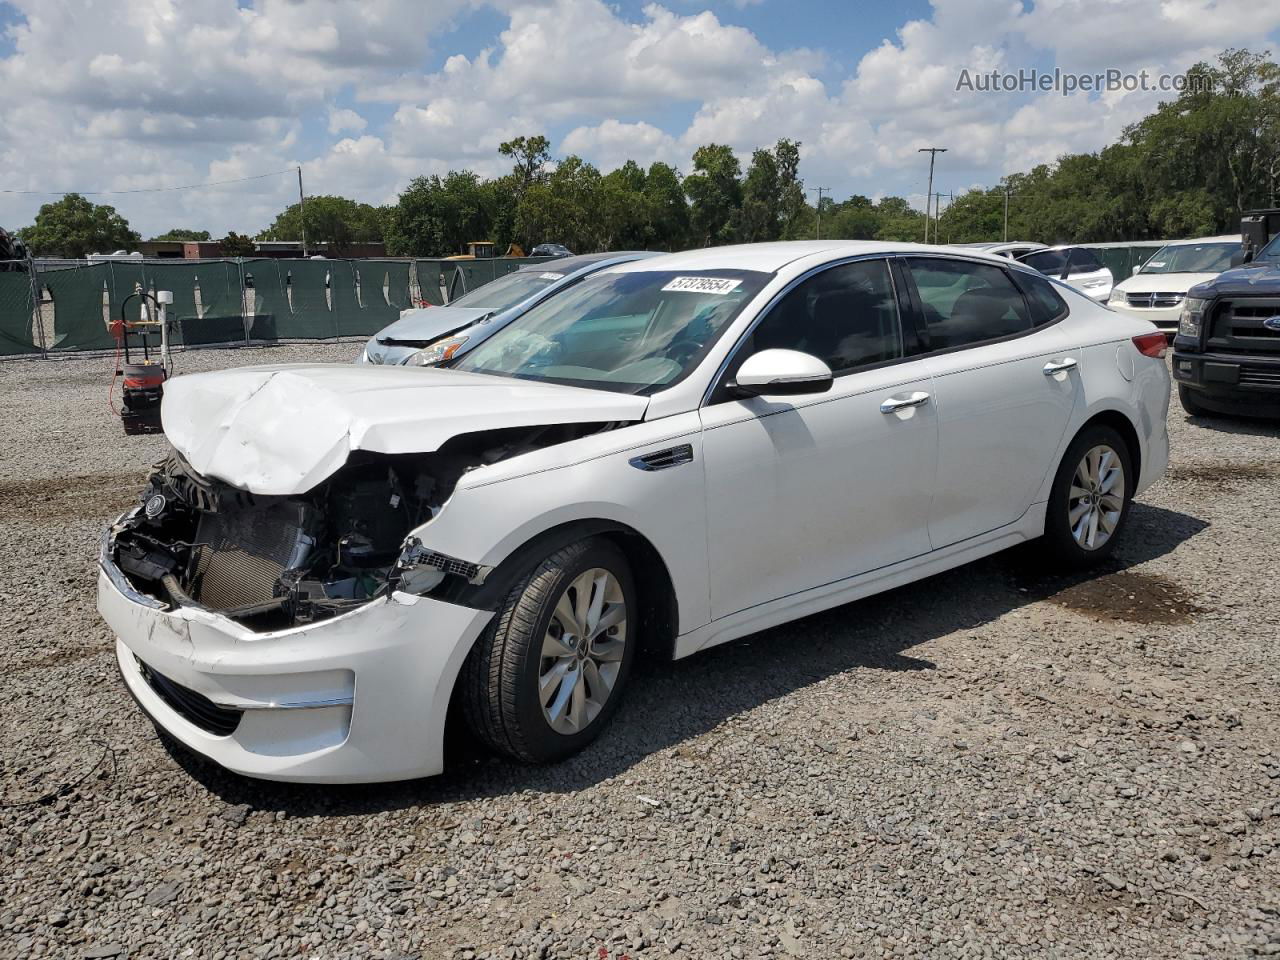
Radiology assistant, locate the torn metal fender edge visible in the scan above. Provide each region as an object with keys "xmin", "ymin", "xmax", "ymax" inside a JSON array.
[
  {"xmin": 396, "ymin": 537, "xmax": 492, "ymax": 587},
  {"xmin": 100, "ymin": 511, "xmax": 167, "ymax": 611}
]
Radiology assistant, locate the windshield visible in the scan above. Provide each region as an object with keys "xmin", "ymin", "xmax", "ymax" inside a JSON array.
[
  {"xmin": 453, "ymin": 268, "xmax": 772, "ymax": 395},
  {"xmin": 1140, "ymin": 242, "xmax": 1239, "ymax": 274},
  {"xmin": 1253, "ymin": 233, "xmax": 1280, "ymax": 261},
  {"xmin": 448, "ymin": 268, "xmax": 566, "ymax": 312}
]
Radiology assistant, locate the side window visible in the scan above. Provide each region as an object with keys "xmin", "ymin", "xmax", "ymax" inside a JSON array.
[
  {"xmin": 1013, "ymin": 270, "xmax": 1069, "ymax": 327},
  {"xmin": 1019, "ymin": 249, "xmax": 1068, "ymax": 277},
  {"xmin": 748, "ymin": 259, "xmax": 902, "ymax": 375},
  {"xmin": 1066, "ymin": 248, "xmax": 1104, "ymax": 275},
  {"xmin": 905, "ymin": 257, "xmax": 1032, "ymax": 350}
]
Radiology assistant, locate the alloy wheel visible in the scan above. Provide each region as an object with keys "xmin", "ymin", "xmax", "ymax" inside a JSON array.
[
  {"xmin": 1068, "ymin": 444, "xmax": 1126, "ymax": 550},
  {"xmin": 538, "ymin": 568, "xmax": 628, "ymax": 735}
]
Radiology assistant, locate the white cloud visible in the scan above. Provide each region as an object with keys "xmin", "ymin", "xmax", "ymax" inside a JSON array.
[
  {"xmin": 0, "ymin": 0, "xmax": 1276, "ymax": 238},
  {"xmin": 327, "ymin": 108, "xmax": 369, "ymax": 136}
]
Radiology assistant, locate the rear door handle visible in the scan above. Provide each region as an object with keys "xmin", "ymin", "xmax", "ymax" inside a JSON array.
[
  {"xmin": 880, "ymin": 391, "xmax": 931, "ymax": 414},
  {"xmin": 1043, "ymin": 358, "xmax": 1078, "ymax": 375}
]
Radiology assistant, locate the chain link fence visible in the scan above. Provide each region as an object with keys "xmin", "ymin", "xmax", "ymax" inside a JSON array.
[{"xmin": 0, "ymin": 256, "xmax": 552, "ymax": 358}]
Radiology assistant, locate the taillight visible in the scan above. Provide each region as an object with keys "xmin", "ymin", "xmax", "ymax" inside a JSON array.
[{"xmin": 1132, "ymin": 332, "xmax": 1167, "ymax": 358}]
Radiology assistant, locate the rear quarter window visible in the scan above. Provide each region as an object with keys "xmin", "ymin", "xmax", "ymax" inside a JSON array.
[{"xmin": 1013, "ymin": 271, "xmax": 1069, "ymax": 326}]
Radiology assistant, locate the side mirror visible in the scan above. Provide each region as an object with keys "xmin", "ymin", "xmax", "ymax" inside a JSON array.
[
  {"xmin": 1132, "ymin": 265, "xmax": 1141, "ymax": 276},
  {"xmin": 1230, "ymin": 250, "xmax": 1247, "ymax": 267},
  {"xmin": 731, "ymin": 349, "xmax": 833, "ymax": 398}
]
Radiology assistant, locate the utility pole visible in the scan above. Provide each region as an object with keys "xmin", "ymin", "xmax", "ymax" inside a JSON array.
[
  {"xmin": 811, "ymin": 186, "xmax": 829, "ymax": 239},
  {"xmin": 297, "ymin": 166, "xmax": 308, "ymax": 258},
  {"xmin": 918, "ymin": 147, "xmax": 947, "ymax": 243},
  {"xmin": 1003, "ymin": 186, "xmax": 1011, "ymax": 242}
]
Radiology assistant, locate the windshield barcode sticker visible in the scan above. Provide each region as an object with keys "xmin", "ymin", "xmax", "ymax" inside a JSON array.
[
  {"xmin": 662, "ymin": 276, "xmax": 741, "ymax": 295},
  {"xmin": 538, "ymin": 272, "xmax": 564, "ymax": 280}
]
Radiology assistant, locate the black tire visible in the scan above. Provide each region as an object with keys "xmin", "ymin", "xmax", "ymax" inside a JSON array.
[
  {"xmin": 1178, "ymin": 385, "xmax": 1208, "ymax": 418},
  {"xmin": 460, "ymin": 537, "xmax": 636, "ymax": 763},
  {"xmin": 1038, "ymin": 424, "xmax": 1135, "ymax": 569}
]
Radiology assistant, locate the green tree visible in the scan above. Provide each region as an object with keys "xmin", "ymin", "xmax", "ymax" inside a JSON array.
[
  {"xmin": 516, "ymin": 156, "xmax": 606, "ymax": 252},
  {"xmin": 643, "ymin": 161, "xmax": 691, "ymax": 250},
  {"xmin": 499, "ymin": 135, "xmax": 552, "ymax": 191},
  {"xmin": 774, "ymin": 139, "xmax": 808, "ymax": 240},
  {"xmin": 873, "ymin": 196, "xmax": 927, "ymax": 242},
  {"xmin": 219, "ymin": 232, "xmax": 255, "ymax": 257},
  {"xmin": 151, "ymin": 228, "xmax": 211, "ymax": 242},
  {"xmin": 736, "ymin": 148, "xmax": 781, "ymax": 242},
  {"xmin": 385, "ymin": 172, "xmax": 493, "ymax": 257},
  {"xmin": 598, "ymin": 161, "xmax": 650, "ymax": 249},
  {"xmin": 18, "ymin": 193, "xmax": 139, "ymax": 258},
  {"xmin": 258, "ymin": 195, "xmax": 384, "ymax": 254},
  {"xmin": 825, "ymin": 195, "xmax": 879, "ymax": 240},
  {"xmin": 684, "ymin": 144, "xmax": 742, "ymax": 246}
]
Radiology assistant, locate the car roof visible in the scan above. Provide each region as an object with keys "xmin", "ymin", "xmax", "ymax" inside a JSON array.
[
  {"xmin": 605, "ymin": 240, "xmax": 1018, "ymax": 274},
  {"xmin": 517, "ymin": 251, "xmax": 658, "ymax": 275},
  {"xmin": 955, "ymin": 241, "xmax": 1045, "ymax": 250},
  {"xmin": 1156, "ymin": 234, "xmax": 1241, "ymax": 246}
]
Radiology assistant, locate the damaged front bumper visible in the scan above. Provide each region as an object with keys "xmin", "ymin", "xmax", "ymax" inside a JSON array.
[{"xmin": 99, "ymin": 517, "xmax": 493, "ymax": 783}]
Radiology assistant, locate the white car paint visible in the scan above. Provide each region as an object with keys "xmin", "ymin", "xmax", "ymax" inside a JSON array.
[
  {"xmin": 1106, "ymin": 234, "xmax": 1241, "ymax": 331},
  {"xmin": 100, "ymin": 240, "xmax": 1170, "ymax": 783},
  {"xmin": 162, "ymin": 364, "xmax": 649, "ymax": 496}
]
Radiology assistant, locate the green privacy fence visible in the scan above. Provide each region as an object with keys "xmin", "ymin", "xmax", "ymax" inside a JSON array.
[
  {"xmin": 444, "ymin": 256, "xmax": 554, "ymax": 300},
  {"xmin": 0, "ymin": 269, "xmax": 39, "ymax": 355},
  {"xmin": 1079, "ymin": 243, "xmax": 1169, "ymax": 283},
  {"xmin": 0, "ymin": 256, "xmax": 549, "ymax": 357}
]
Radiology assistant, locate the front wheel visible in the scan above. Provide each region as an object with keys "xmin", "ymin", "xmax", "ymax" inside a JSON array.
[
  {"xmin": 1178, "ymin": 385, "xmax": 1208, "ymax": 417},
  {"xmin": 1037, "ymin": 425, "xmax": 1134, "ymax": 568},
  {"xmin": 461, "ymin": 538, "xmax": 636, "ymax": 763}
]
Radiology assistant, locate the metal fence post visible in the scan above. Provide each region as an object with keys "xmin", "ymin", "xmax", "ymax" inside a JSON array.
[{"xmin": 26, "ymin": 254, "xmax": 45, "ymax": 356}]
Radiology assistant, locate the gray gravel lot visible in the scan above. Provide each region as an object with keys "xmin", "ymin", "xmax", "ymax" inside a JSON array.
[{"xmin": 1, "ymin": 343, "xmax": 1278, "ymax": 959}]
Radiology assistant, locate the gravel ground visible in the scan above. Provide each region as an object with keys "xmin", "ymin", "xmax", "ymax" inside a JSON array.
[{"xmin": 1, "ymin": 343, "xmax": 1278, "ymax": 960}]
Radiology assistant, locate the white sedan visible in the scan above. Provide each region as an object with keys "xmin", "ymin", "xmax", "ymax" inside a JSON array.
[{"xmin": 99, "ymin": 241, "xmax": 1171, "ymax": 783}]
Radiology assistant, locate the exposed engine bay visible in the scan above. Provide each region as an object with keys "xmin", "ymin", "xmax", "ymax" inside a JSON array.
[{"xmin": 109, "ymin": 423, "xmax": 616, "ymax": 628}]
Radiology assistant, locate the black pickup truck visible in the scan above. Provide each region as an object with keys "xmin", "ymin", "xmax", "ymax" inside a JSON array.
[{"xmin": 1172, "ymin": 231, "xmax": 1280, "ymax": 417}]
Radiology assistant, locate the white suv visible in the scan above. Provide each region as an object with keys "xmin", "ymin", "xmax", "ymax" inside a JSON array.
[{"xmin": 1107, "ymin": 235, "xmax": 1242, "ymax": 333}]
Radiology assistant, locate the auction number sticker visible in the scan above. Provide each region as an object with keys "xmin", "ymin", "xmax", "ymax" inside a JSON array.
[
  {"xmin": 662, "ymin": 276, "xmax": 742, "ymax": 295},
  {"xmin": 538, "ymin": 272, "xmax": 565, "ymax": 280}
]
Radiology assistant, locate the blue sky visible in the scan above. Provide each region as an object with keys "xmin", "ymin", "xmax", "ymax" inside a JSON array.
[{"xmin": 0, "ymin": 0, "xmax": 1276, "ymax": 237}]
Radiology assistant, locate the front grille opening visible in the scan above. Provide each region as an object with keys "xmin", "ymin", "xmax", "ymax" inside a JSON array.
[{"xmin": 138, "ymin": 659, "xmax": 243, "ymax": 736}]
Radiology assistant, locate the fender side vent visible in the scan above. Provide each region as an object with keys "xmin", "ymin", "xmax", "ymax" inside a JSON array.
[{"xmin": 630, "ymin": 444, "xmax": 695, "ymax": 471}]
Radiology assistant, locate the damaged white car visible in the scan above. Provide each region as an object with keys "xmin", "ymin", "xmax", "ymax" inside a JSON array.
[{"xmin": 100, "ymin": 241, "xmax": 1170, "ymax": 783}]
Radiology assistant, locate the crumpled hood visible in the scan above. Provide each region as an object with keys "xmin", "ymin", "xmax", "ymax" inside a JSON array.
[
  {"xmin": 1116, "ymin": 272, "xmax": 1220, "ymax": 294},
  {"xmin": 161, "ymin": 364, "xmax": 649, "ymax": 496},
  {"xmin": 374, "ymin": 306, "xmax": 493, "ymax": 345}
]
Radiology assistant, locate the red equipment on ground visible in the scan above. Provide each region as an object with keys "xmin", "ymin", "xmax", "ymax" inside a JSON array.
[{"xmin": 112, "ymin": 287, "xmax": 174, "ymax": 435}]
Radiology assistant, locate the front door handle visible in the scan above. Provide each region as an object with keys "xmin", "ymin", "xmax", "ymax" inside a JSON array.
[
  {"xmin": 880, "ymin": 391, "xmax": 931, "ymax": 414},
  {"xmin": 1043, "ymin": 358, "xmax": 1078, "ymax": 375}
]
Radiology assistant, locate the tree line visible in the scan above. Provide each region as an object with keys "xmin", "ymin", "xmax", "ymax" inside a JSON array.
[{"xmin": 10, "ymin": 48, "xmax": 1275, "ymax": 259}]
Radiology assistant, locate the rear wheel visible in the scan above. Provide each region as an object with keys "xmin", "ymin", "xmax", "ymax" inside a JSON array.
[
  {"xmin": 461, "ymin": 538, "xmax": 636, "ymax": 763},
  {"xmin": 1038, "ymin": 425, "xmax": 1133, "ymax": 568}
]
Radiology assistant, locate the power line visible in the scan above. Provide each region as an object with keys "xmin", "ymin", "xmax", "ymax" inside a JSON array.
[{"xmin": 0, "ymin": 168, "xmax": 296, "ymax": 197}]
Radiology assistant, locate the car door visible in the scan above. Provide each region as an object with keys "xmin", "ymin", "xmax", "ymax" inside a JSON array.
[
  {"xmin": 1064, "ymin": 247, "xmax": 1113, "ymax": 299},
  {"xmin": 901, "ymin": 256, "xmax": 1082, "ymax": 549},
  {"xmin": 700, "ymin": 257, "xmax": 938, "ymax": 620}
]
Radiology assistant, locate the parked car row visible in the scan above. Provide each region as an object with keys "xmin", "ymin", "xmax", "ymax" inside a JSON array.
[{"xmin": 100, "ymin": 239, "xmax": 1172, "ymax": 784}]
